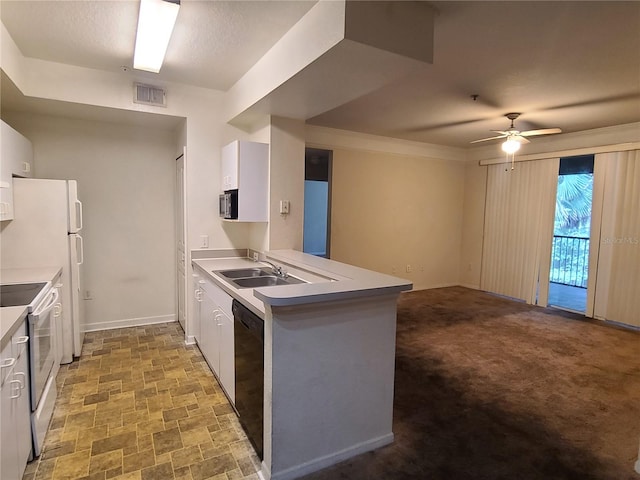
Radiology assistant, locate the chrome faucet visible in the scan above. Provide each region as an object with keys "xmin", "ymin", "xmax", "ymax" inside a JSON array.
[{"xmin": 261, "ymin": 260, "xmax": 288, "ymax": 278}]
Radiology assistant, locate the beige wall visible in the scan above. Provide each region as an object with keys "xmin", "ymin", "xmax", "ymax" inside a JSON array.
[
  {"xmin": 4, "ymin": 112, "xmax": 179, "ymax": 331},
  {"xmin": 330, "ymin": 148, "xmax": 465, "ymax": 291}
]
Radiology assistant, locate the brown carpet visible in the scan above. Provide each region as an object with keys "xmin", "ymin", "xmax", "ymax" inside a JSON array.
[{"xmin": 302, "ymin": 286, "xmax": 640, "ymax": 480}]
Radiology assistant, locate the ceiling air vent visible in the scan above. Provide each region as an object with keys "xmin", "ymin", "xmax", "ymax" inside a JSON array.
[{"xmin": 133, "ymin": 83, "xmax": 167, "ymax": 107}]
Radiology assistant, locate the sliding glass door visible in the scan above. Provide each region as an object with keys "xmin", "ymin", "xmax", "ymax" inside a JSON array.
[{"xmin": 548, "ymin": 155, "xmax": 594, "ymax": 313}]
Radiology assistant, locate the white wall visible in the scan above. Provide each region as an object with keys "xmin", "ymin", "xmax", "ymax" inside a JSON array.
[
  {"xmin": 0, "ymin": 23, "xmax": 257, "ymax": 338},
  {"xmin": 4, "ymin": 112, "xmax": 179, "ymax": 330},
  {"xmin": 269, "ymin": 116, "xmax": 306, "ymax": 251}
]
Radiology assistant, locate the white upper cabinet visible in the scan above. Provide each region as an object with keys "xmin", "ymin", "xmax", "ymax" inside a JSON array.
[
  {"xmin": 221, "ymin": 140, "xmax": 269, "ymax": 222},
  {"xmin": 1, "ymin": 121, "xmax": 33, "ymax": 179},
  {"xmin": 1, "ymin": 120, "xmax": 34, "ymax": 221}
]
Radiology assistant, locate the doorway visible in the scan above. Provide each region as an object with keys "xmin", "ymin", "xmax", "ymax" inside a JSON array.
[
  {"xmin": 176, "ymin": 150, "xmax": 187, "ymax": 330},
  {"xmin": 548, "ymin": 154, "xmax": 594, "ymax": 312},
  {"xmin": 303, "ymin": 148, "xmax": 332, "ymax": 258}
]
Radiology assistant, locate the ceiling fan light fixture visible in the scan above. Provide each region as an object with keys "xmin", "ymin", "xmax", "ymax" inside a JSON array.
[
  {"xmin": 501, "ymin": 136, "xmax": 521, "ymax": 154},
  {"xmin": 133, "ymin": 0, "xmax": 180, "ymax": 73}
]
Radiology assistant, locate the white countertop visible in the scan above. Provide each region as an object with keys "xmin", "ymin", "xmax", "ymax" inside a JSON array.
[
  {"xmin": 1, "ymin": 267, "xmax": 62, "ymax": 345},
  {"xmin": 258, "ymin": 250, "xmax": 413, "ymax": 306},
  {"xmin": 192, "ymin": 256, "xmax": 273, "ymax": 318},
  {"xmin": 192, "ymin": 249, "xmax": 412, "ymax": 316}
]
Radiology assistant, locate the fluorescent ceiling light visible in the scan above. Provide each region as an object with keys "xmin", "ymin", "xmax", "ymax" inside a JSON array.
[
  {"xmin": 133, "ymin": 0, "xmax": 180, "ymax": 73},
  {"xmin": 501, "ymin": 136, "xmax": 521, "ymax": 154}
]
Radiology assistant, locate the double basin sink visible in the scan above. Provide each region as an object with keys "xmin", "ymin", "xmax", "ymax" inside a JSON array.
[{"xmin": 216, "ymin": 267, "xmax": 306, "ymax": 289}]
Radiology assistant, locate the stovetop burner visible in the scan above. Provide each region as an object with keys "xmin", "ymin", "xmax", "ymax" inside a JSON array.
[{"xmin": 0, "ymin": 282, "xmax": 47, "ymax": 308}]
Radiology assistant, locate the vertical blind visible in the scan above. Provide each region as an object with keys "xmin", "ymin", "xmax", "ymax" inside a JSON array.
[
  {"xmin": 592, "ymin": 150, "xmax": 640, "ymax": 327},
  {"xmin": 480, "ymin": 158, "xmax": 559, "ymax": 304}
]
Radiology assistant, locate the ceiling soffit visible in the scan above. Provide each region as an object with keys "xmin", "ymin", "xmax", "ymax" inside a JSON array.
[{"xmin": 227, "ymin": 0, "xmax": 436, "ymax": 129}]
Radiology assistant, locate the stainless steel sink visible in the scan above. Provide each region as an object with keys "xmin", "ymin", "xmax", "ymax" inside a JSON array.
[
  {"xmin": 218, "ymin": 267, "xmax": 273, "ymax": 279},
  {"xmin": 215, "ymin": 266, "xmax": 307, "ymax": 289},
  {"xmin": 230, "ymin": 275, "xmax": 306, "ymax": 289}
]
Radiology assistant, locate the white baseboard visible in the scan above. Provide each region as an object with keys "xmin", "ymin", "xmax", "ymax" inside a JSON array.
[
  {"xmin": 258, "ymin": 462, "xmax": 270, "ymax": 480},
  {"xmin": 84, "ymin": 314, "xmax": 176, "ymax": 332},
  {"xmin": 268, "ymin": 433, "xmax": 394, "ymax": 480},
  {"xmin": 184, "ymin": 335, "xmax": 196, "ymax": 345}
]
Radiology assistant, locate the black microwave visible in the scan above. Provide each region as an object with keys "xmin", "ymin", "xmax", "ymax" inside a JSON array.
[{"xmin": 219, "ymin": 189, "xmax": 238, "ymax": 219}]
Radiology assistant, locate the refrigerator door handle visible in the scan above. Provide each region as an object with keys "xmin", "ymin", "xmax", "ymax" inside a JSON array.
[
  {"xmin": 75, "ymin": 199, "xmax": 83, "ymax": 230},
  {"xmin": 77, "ymin": 235, "xmax": 84, "ymax": 265}
]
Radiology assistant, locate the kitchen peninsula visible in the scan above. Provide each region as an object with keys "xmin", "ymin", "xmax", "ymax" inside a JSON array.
[{"xmin": 192, "ymin": 249, "xmax": 412, "ymax": 480}]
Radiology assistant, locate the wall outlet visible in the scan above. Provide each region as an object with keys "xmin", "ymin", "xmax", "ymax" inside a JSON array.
[
  {"xmin": 200, "ymin": 235, "xmax": 209, "ymax": 248},
  {"xmin": 406, "ymin": 264, "xmax": 412, "ymax": 273},
  {"xmin": 279, "ymin": 200, "xmax": 290, "ymax": 215},
  {"xmin": 253, "ymin": 252, "xmax": 259, "ymax": 261}
]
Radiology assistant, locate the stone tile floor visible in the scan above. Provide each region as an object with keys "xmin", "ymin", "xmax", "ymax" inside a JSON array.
[{"xmin": 23, "ymin": 322, "xmax": 261, "ymax": 480}]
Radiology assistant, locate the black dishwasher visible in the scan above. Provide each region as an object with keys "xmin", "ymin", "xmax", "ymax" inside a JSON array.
[{"xmin": 232, "ymin": 300, "xmax": 264, "ymax": 460}]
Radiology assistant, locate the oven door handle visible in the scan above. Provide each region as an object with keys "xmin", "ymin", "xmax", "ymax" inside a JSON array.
[{"xmin": 33, "ymin": 288, "xmax": 60, "ymax": 317}]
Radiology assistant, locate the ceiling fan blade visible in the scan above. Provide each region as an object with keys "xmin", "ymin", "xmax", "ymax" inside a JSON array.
[
  {"xmin": 520, "ymin": 128, "xmax": 562, "ymax": 137},
  {"xmin": 470, "ymin": 134, "xmax": 508, "ymax": 144},
  {"xmin": 516, "ymin": 135, "xmax": 531, "ymax": 144}
]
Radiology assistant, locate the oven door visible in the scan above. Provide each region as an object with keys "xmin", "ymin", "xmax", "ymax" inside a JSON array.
[{"xmin": 28, "ymin": 286, "xmax": 58, "ymax": 411}]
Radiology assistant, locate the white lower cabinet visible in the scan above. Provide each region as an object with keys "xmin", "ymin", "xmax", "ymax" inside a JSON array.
[
  {"xmin": 195, "ymin": 276, "xmax": 235, "ymax": 404},
  {"xmin": 1, "ymin": 318, "xmax": 32, "ymax": 480},
  {"xmin": 199, "ymin": 289, "xmax": 219, "ymax": 372}
]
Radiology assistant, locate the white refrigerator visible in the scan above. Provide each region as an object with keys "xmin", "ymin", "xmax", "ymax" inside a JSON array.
[{"xmin": 1, "ymin": 178, "xmax": 84, "ymax": 363}]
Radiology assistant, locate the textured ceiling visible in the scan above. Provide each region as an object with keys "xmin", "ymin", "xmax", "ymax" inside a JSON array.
[
  {"xmin": 308, "ymin": 1, "xmax": 640, "ymax": 146},
  {"xmin": 1, "ymin": 0, "xmax": 316, "ymax": 90},
  {"xmin": 1, "ymin": 1, "xmax": 639, "ymax": 148}
]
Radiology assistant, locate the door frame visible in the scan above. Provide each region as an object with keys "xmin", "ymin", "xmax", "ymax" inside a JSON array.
[{"xmin": 176, "ymin": 149, "xmax": 188, "ymax": 332}]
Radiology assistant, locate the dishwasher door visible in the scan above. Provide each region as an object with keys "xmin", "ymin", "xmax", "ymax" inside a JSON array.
[{"xmin": 232, "ymin": 300, "xmax": 264, "ymax": 460}]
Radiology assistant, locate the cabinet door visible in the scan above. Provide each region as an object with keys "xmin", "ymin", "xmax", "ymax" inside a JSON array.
[
  {"xmin": 218, "ymin": 311, "xmax": 235, "ymax": 404},
  {"xmin": 1, "ymin": 365, "xmax": 20, "ymax": 480},
  {"xmin": 198, "ymin": 277, "xmax": 235, "ymax": 401},
  {"xmin": 0, "ymin": 121, "xmax": 34, "ymax": 221},
  {"xmin": 0, "ymin": 180, "xmax": 14, "ymax": 221},
  {"xmin": 193, "ymin": 276, "xmax": 203, "ymax": 343},
  {"xmin": 235, "ymin": 141, "xmax": 269, "ymax": 222},
  {"xmin": 0, "ymin": 321, "xmax": 28, "ymax": 480},
  {"xmin": 15, "ymin": 334, "xmax": 32, "ymax": 469},
  {"xmin": 221, "ymin": 141, "xmax": 239, "ymax": 191},
  {"xmin": 199, "ymin": 292, "xmax": 220, "ymax": 375},
  {"xmin": 8, "ymin": 128, "xmax": 33, "ymax": 179}
]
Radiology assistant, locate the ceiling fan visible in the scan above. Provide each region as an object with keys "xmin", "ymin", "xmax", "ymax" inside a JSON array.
[{"xmin": 471, "ymin": 113, "xmax": 562, "ymax": 153}]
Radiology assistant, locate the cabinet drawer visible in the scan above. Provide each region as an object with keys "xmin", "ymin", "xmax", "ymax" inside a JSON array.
[{"xmin": 200, "ymin": 279, "xmax": 233, "ymax": 318}]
